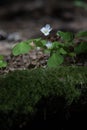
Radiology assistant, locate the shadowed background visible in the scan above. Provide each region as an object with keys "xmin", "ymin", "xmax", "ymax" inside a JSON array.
[{"xmin": 0, "ymin": 0, "xmax": 87, "ymax": 55}]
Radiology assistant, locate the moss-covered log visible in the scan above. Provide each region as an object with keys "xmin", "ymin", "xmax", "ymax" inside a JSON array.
[{"xmin": 0, "ymin": 66, "xmax": 87, "ymax": 129}]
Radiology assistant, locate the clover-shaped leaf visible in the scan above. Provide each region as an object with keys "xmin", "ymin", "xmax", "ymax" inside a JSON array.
[
  {"xmin": 12, "ymin": 42, "xmax": 31, "ymax": 56},
  {"xmin": 0, "ymin": 60, "xmax": 7, "ymax": 68},
  {"xmin": 59, "ymin": 48, "xmax": 67, "ymax": 55},
  {"xmin": 47, "ymin": 52, "xmax": 64, "ymax": 67},
  {"xmin": 57, "ymin": 31, "xmax": 74, "ymax": 42}
]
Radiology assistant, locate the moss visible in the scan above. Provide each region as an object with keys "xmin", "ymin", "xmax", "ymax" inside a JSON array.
[
  {"xmin": 0, "ymin": 66, "xmax": 87, "ymax": 129},
  {"xmin": 0, "ymin": 66, "xmax": 87, "ymax": 112}
]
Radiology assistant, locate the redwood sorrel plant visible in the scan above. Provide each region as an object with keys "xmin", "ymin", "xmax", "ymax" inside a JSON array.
[{"xmin": 0, "ymin": 24, "xmax": 87, "ymax": 68}]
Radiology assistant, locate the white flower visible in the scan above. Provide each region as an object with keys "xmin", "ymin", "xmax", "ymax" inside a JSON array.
[
  {"xmin": 40, "ymin": 24, "xmax": 52, "ymax": 36},
  {"xmin": 45, "ymin": 41, "xmax": 52, "ymax": 49}
]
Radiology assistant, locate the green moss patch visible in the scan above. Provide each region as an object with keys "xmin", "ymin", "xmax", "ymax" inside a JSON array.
[
  {"xmin": 0, "ymin": 66, "xmax": 87, "ymax": 112},
  {"xmin": 0, "ymin": 66, "xmax": 87, "ymax": 129}
]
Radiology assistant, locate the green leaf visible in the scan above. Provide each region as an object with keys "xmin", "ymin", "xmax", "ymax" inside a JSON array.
[
  {"xmin": 33, "ymin": 38, "xmax": 41, "ymax": 42},
  {"xmin": 59, "ymin": 48, "xmax": 67, "ymax": 55},
  {"xmin": 41, "ymin": 40, "xmax": 47, "ymax": 46},
  {"xmin": 52, "ymin": 42, "xmax": 64, "ymax": 49},
  {"xmin": 0, "ymin": 60, "xmax": 7, "ymax": 68},
  {"xmin": 33, "ymin": 39, "xmax": 46, "ymax": 48},
  {"xmin": 74, "ymin": 42, "xmax": 87, "ymax": 54},
  {"xmin": 26, "ymin": 39, "xmax": 34, "ymax": 45},
  {"xmin": 76, "ymin": 31, "xmax": 87, "ymax": 37},
  {"xmin": 12, "ymin": 42, "xmax": 31, "ymax": 56},
  {"xmin": 27, "ymin": 38, "xmax": 42, "ymax": 45},
  {"xmin": 0, "ymin": 55, "xmax": 4, "ymax": 60},
  {"xmin": 35, "ymin": 39, "xmax": 47, "ymax": 48},
  {"xmin": 47, "ymin": 53, "xmax": 64, "ymax": 67},
  {"xmin": 57, "ymin": 31, "xmax": 74, "ymax": 42}
]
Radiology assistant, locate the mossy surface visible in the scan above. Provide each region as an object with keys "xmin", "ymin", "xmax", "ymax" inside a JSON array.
[
  {"xmin": 0, "ymin": 66, "xmax": 87, "ymax": 129},
  {"xmin": 0, "ymin": 66, "xmax": 87, "ymax": 113}
]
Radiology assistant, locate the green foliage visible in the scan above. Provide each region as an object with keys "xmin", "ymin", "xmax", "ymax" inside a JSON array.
[
  {"xmin": 57, "ymin": 31, "xmax": 74, "ymax": 42},
  {"xmin": 0, "ymin": 67, "xmax": 87, "ymax": 113},
  {"xmin": 47, "ymin": 52, "xmax": 64, "ymax": 67},
  {"xmin": 12, "ymin": 41, "xmax": 32, "ymax": 56},
  {"xmin": 59, "ymin": 48, "xmax": 67, "ymax": 55},
  {"xmin": 0, "ymin": 55, "xmax": 4, "ymax": 60},
  {"xmin": 0, "ymin": 29, "xmax": 87, "ymax": 68},
  {"xmin": 0, "ymin": 67, "xmax": 87, "ymax": 128},
  {"xmin": 33, "ymin": 38, "xmax": 47, "ymax": 47},
  {"xmin": 0, "ymin": 55, "xmax": 7, "ymax": 68},
  {"xmin": 74, "ymin": 31, "xmax": 87, "ymax": 54},
  {"xmin": 45, "ymin": 31, "xmax": 75, "ymax": 67},
  {"xmin": 11, "ymin": 29, "xmax": 87, "ymax": 68},
  {"xmin": 76, "ymin": 31, "xmax": 87, "ymax": 42},
  {"xmin": 76, "ymin": 31, "xmax": 87, "ymax": 37},
  {"xmin": 74, "ymin": 42, "xmax": 87, "ymax": 54}
]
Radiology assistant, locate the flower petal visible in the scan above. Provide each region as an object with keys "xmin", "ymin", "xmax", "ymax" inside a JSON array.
[
  {"xmin": 45, "ymin": 24, "xmax": 50, "ymax": 29},
  {"xmin": 40, "ymin": 24, "xmax": 52, "ymax": 36}
]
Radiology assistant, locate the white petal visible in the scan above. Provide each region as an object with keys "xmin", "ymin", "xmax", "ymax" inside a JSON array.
[
  {"xmin": 45, "ymin": 24, "xmax": 50, "ymax": 29},
  {"xmin": 40, "ymin": 27, "xmax": 45, "ymax": 33},
  {"xmin": 40, "ymin": 27, "xmax": 49, "ymax": 36},
  {"xmin": 49, "ymin": 28, "xmax": 52, "ymax": 31},
  {"xmin": 45, "ymin": 24, "xmax": 52, "ymax": 31},
  {"xmin": 40, "ymin": 24, "xmax": 52, "ymax": 36},
  {"xmin": 44, "ymin": 32, "xmax": 49, "ymax": 36}
]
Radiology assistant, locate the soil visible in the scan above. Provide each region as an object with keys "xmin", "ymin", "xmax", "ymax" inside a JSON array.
[{"xmin": 0, "ymin": 2, "xmax": 87, "ymax": 74}]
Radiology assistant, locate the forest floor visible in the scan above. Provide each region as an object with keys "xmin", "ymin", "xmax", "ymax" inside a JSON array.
[{"xmin": 0, "ymin": 3, "xmax": 87, "ymax": 74}]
